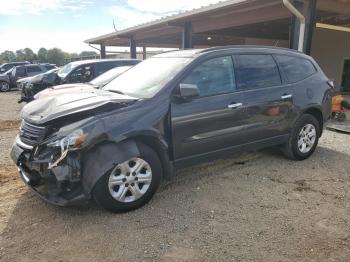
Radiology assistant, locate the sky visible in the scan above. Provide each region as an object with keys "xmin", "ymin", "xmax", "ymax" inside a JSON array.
[{"xmin": 0, "ymin": 0, "xmax": 223, "ymax": 54}]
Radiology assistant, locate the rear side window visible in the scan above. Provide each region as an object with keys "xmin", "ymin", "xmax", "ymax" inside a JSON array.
[
  {"xmin": 122, "ymin": 60, "xmax": 139, "ymax": 66},
  {"xmin": 275, "ymin": 55, "xmax": 316, "ymax": 83},
  {"xmin": 15, "ymin": 67, "xmax": 26, "ymax": 77},
  {"xmin": 44, "ymin": 65, "xmax": 55, "ymax": 70},
  {"xmin": 182, "ymin": 56, "xmax": 236, "ymax": 97},
  {"xmin": 234, "ymin": 54, "xmax": 281, "ymax": 90},
  {"xmin": 94, "ymin": 62, "xmax": 116, "ymax": 76},
  {"xmin": 27, "ymin": 66, "xmax": 42, "ymax": 73}
]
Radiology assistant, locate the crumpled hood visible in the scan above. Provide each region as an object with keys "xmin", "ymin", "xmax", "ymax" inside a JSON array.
[
  {"xmin": 35, "ymin": 83, "xmax": 93, "ymax": 99},
  {"xmin": 21, "ymin": 89, "xmax": 138, "ymax": 125},
  {"xmin": 18, "ymin": 75, "xmax": 39, "ymax": 84}
]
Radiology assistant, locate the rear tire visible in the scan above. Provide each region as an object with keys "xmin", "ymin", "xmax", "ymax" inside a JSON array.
[
  {"xmin": 0, "ymin": 81, "xmax": 10, "ymax": 92},
  {"xmin": 93, "ymin": 142, "xmax": 162, "ymax": 213},
  {"xmin": 282, "ymin": 114, "xmax": 320, "ymax": 160}
]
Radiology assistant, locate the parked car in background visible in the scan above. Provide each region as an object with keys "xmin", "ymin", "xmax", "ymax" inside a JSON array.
[
  {"xmin": 19, "ymin": 59, "xmax": 140, "ymax": 102},
  {"xmin": 0, "ymin": 61, "xmax": 30, "ymax": 73},
  {"xmin": 42, "ymin": 63, "xmax": 57, "ymax": 70},
  {"xmin": 0, "ymin": 64, "xmax": 53, "ymax": 92},
  {"xmin": 11, "ymin": 46, "xmax": 332, "ymax": 213},
  {"xmin": 34, "ymin": 65, "xmax": 133, "ymax": 100}
]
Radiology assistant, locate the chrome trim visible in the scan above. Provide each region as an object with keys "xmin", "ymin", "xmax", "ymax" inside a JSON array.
[
  {"xmin": 18, "ymin": 165, "xmax": 30, "ymax": 183},
  {"xmin": 16, "ymin": 135, "xmax": 34, "ymax": 150},
  {"xmin": 281, "ymin": 94, "xmax": 293, "ymax": 100},
  {"xmin": 228, "ymin": 103, "xmax": 243, "ymax": 109}
]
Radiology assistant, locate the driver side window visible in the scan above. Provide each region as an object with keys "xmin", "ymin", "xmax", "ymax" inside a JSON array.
[
  {"xmin": 69, "ymin": 65, "xmax": 93, "ymax": 83},
  {"xmin": 182, "ymin": 56, "xmax": 236, "ymax": 97}
]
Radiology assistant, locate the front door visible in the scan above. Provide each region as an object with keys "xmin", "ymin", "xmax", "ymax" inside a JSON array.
[{"xmin": 171, "ymin": 56, "xmax": 248, "ymax": 161}]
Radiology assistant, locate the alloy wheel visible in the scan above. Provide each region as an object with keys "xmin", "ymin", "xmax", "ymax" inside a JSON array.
[
  {"xmin": 297, "ymin": 124, "xmax": 316, "ymax": 154},
  {"xmin": 0, "ymin": 82, "xmax": 10, "ymax": 92}
]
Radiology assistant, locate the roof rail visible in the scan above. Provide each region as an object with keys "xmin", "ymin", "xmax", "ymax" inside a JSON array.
[{"xmin": 199, "ymin": 45, "xmax": 304, "ymax": 54}]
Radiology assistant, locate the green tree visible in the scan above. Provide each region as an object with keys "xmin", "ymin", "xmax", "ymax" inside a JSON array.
[
  {"xmin": 15, "ymin": 49, "xmax": 25, "ymax": 61},
  {"xmin": 46, "ymin": 48, "xmax": 65, "ymax": 66},
  {"xmin": 23, "ymin": 48, "xmax": 36, "ymax": 62},
  {"xmin": 79, "ymin": 51, "xmax": 98, "ymax": 57},
  {"xmin": 0, "ymin": 50, "xmax": 16, "ymax": 62},
  {"xmin": 37, "ymin": 48, "xmax": 48, "ymax": 62}
]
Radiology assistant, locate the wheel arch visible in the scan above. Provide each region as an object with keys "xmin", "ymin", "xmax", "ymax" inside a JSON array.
[
  {"xmin": 81, "ymin": 140, "xmax": 140, "ymax": 195},
  {"xmin": 131, "ymin": 135, "xmax": 174, "ymax": 181},
  {"xmin": 81, "ymin": 135, "xmax": 174, "ymax": 196},
  {"xmin": 302, "ymin": 106, "xmax": 324, "ymax": 136}
]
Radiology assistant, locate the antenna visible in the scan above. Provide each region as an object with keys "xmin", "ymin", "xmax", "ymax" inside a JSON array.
[{"xmin": 113, "ymin": 19, "xmax": 118, "ymax": 32}]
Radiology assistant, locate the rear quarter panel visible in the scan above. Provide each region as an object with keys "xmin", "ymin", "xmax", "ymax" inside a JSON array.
[{"xmin": 292, "ymin": 70, "xmax": 332, "ymax": 123}]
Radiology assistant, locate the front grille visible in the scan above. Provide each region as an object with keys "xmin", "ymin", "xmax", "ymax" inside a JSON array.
[{"xmin": 20, "ymin": 121, "xmax": 47, "ymax": 146}]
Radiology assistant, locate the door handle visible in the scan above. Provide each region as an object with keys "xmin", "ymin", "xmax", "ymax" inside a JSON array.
[
  {"xmin": 281, "ymin": 94, "xmax": 293, "ymax": 100},
  {"xmin": 228, "ymin": 103, "xmax": 243, "ymax": 109}
]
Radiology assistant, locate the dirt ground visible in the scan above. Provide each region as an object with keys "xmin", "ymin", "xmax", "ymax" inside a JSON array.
[{"xmin": 0, "ymin": 91, "xmax": 350, "ymax": 262}]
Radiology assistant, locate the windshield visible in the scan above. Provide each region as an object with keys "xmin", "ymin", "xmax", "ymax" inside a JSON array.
[
  {"xmin": 3, "ymin": 68, "xmax": 13, "ymax": 75},
  {"xmin": 91, "ymin": 66, "xmax": 131, "ymax": 87},
  {"xmin": 104, "ymin": 57, "xmax": 190, "ymax": 98},
  {"xmin": 57, "ymin": 63, "xmax": 79, "ymax": 78}
]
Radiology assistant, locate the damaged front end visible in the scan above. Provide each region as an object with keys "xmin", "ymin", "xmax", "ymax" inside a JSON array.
[{"xmin": 11, "ymin": 120, "xmax": 93, "ymax": 206}]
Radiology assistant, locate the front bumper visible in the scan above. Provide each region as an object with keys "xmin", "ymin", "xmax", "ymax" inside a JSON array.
[{"xmin": 11, "ymin": 136, "xmax": 88, "ymax": 206}]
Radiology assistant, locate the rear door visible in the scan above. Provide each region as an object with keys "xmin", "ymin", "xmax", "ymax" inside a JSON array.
[{"xmin": 232, "ymin": 54, "xmax": 296, "ymax": 141}]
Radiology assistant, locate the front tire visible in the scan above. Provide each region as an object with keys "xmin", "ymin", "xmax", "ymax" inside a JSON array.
[
  {"xmin": 93, "ymin": 142, "xmax": 162, "ymax": 213},
  {"xmin": 282, "ymin": 114, "xmax": 320, "ymax": 160},
  {"xmin": 0, "ymin": 81, "xmax": 10, "ymax": 92}
]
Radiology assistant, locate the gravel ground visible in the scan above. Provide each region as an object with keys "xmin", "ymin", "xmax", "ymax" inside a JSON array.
[{"xmin": 0, "ymin": 92, "xmax": 350, "ymax": 262}]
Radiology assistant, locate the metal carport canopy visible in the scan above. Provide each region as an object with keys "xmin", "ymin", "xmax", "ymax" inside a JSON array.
[{"xmin": 85, "ymin": 0, "xmax": 350, "ymax": 48}]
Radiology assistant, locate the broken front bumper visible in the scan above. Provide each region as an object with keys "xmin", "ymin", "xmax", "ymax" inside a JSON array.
[{"xmin": 11, "ymin": 136, "xmax": 88, "ymax": 206}]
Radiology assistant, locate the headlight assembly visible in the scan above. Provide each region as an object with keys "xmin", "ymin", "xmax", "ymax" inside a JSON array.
[
  {"xmin": 47, "ymin": 129, "xmax": 87, "ymax": 149},
  {"xmin": 47, "ymin": 129, "xmax": 88, "ymax": 169}
]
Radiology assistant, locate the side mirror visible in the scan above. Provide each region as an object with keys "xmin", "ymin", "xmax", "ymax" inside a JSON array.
[
  {"xmin": 179, "ymin": 83, "xmax": 200, "ymax": 99},
  {"xmin": 7, "ymin": 72, "xmax": 11, "ymax": 76}
]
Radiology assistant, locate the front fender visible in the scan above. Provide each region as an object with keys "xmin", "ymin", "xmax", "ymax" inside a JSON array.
[{"xmin": 81, "ymin": 140, "xmax": 140, "ymax": 195}]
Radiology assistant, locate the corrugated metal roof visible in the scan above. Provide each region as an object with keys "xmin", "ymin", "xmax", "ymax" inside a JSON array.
[{"xmin": 85, "ymin": 0, "xmax": 250, "ymax": 43}]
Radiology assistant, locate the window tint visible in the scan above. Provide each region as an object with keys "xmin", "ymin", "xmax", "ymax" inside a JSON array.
[
  {"xmin": 182, "ymin": 56, "xmax": 235, "ymax": 97},
  {"xmin": 94, "ymin": 62, "xmax": 115, "ymax": 76},
  {"xmin": 276, "ymin": 55, "xmax": 316, "ymax": 83},
  {"xmin": 15, "ymin": 67, "xmax": 26, "ymax": 77},
  {"xmin": 44, "ymin": 65, "xmax": 56, "ymax": 70},
  {"xmin": 69, "ymin": 65, "xmax": 93, "ymax": 82},
  {"xmin": 234, "ymin": 55, "xmax": 281, "ymax": 90},
  {"xmin": 122, "ymin": 60, "xmax": 140, "ymax": 66},
  {"xmin": 27, "ymin": 66, "xmax": 42, "ymax": 73},
  {"xmin": 2, "ymin": 64, "xmax": 12, "ymax": 71}
]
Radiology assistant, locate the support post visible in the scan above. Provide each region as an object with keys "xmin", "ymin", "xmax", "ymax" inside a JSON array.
[
  {"xmin": 289, "ymin": 0, "xmax": 305, "ymax": 52},
  {"xmin": 130, "ymin": 37, "xmax": 137, "ymax": 59},
  {"xmin": 289, "ymin": 0, "xmax": 317, "ymax": 54},
  {"xmin": 182, "ymin": 22, "xmax": 193, "ymax": 49},
  {"xmin": 142, "ymin": 46, "xmax": 147, "ymax": 60},
  {"xmin": 100, "ymin": 44, "xmax": 106, "ymax": 59},
  {"xmin": 304, "ymin": 0, "xmax": 317, "ymax": 55}
]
